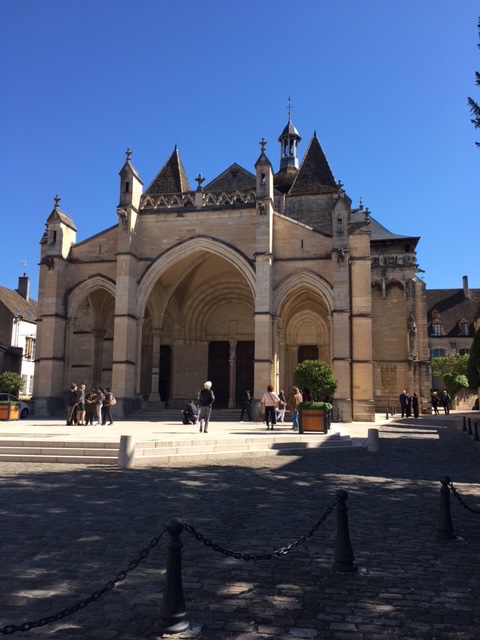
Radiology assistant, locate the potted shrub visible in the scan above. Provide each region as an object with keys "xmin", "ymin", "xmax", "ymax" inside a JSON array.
[
  {"xmin": 292, "ymin": 360, "xmax": 337, "ymax": 433},
  {"xmin": 0, "ymin": 372, "xmax": 23, "ymax": 421},
  {"xmin": 0, "ymin": 400, "xmax": 20, "ymax": 421}
]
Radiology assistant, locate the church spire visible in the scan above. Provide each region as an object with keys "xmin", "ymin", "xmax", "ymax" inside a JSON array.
[{"xmin": 278, "ymin": 97, "xmax": 301, "ymax": 170}]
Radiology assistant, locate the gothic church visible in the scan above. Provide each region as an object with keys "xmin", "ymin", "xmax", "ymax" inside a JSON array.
[{"xmin": 34, "ymin": 116, "xmax": 430, "ymax": 421}]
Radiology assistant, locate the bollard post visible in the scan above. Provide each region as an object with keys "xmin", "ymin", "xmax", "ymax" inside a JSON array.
[
  {"xmin": 158, "ymin": 518, "xmax": 189, "ymax": 634},
  {"xmin": 474, "ymin": 422, "xmax": 479, "ymax": 442},
  {"xmin": 117, "ymin": 435, "xmax": 135, "ymax": 469},
  {"xmin": 462, "ymin": 416, "xmax": 467, "ymax": 432},
  {"xmin": 386, "ymin": 405, "xmax": 389, "ymax": 419},
  {"xmin": 436, "ymin": 476, "xmax": 455, "ymax": 541},
  {"xmin": 367, "ymin": 428, "xmax": 380, "ymax": 453},
  {"xmin": 468, "ymin": 418, "xmax": 473, "ymax": 436},
  {"xmin": 332, "ymin": 490, "xmax": 356, "ymax": 573}
]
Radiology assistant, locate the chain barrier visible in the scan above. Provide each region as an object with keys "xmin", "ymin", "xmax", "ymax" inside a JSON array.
[
  {"xmin": 448, "ymin": 481, "xmax": 480, "ymax": 515},
  {"xmin": 184, "ymin": 495, "xmax": 339, "ymax": 561},
  {"xmin": 0, "ymin": 527, "xmax": 167, "ymax": 636}
]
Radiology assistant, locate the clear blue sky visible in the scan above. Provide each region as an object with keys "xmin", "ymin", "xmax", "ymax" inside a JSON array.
[{"xmin": 1, "ymin": 0, "xmax": 478, "ymax": 299}]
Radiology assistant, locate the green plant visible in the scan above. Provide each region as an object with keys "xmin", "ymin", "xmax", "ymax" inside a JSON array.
[
  {"xmin": 0, "ymin": 400, "xmax": 19, "ymax": 406},
  {"xmin": 432, "ymin": 354, "xmax": 470, "ymax": 399},
  {"xmin": 292, "ymin": 360, "xmax": 337, "ymax": 400},
  {"xmin": 0, "ymin": 372, "xmax": 23, "ymax": 396},
  {"xmin": 467, "ymin": 329, "xmax": 480, "ymax": 388},
  {"xmin": 298, "ymin": 401, "xmax": 333, "ymax": 411}
]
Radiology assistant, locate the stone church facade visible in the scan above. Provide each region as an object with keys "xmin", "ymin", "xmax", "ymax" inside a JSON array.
[{"xmin": 33, "ymin": 117, "xmax": 431, "ymax": 421}]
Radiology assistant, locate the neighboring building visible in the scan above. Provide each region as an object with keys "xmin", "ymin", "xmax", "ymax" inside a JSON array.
[
  {"xmin": 427, "ymin": 276, "xmax": 480, "ymax": 359},
  {"xmin": 33, "ymin": 116, "xmax": 431, "ymax": 420},
  {"xmin": 0, "ymin": 275, "xmax": 38, "ymax": 397}
]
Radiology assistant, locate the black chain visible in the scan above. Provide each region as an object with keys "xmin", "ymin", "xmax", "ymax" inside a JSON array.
[
  {"xmin": 448, "ymin": 482, "xmax": 480, "ymax": 515},
  {"xmin": 184, "ymin": 495, "xmax": 338, "ymax": 561},
  {"xmin": 0, "ymin": 528, "xmax": 167, "ymax": 636}
]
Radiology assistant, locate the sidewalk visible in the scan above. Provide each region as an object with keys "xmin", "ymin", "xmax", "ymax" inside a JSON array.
[{"xmin": 0, "ymin": 411, "xmax": 479, "ymax": 639}]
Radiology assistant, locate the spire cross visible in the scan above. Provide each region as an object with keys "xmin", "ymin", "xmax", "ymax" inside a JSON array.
[
  {"xmin": 125, "ymin": 148, "xmax": 132, "ymax": 161},
  {"xmin": 259, "ymin": 137, "xmax": 267, "ymax": 152},
  {"xmin": 54, "ymin": 194, "xmax": 61, "ymax": 208},
  {"xmin": 195, "ymin": 173, "xmax": 205, "ymax": 188},
  {"xmin": 287, "ymin": 96, "xmax": 293, "ymax": 121}
]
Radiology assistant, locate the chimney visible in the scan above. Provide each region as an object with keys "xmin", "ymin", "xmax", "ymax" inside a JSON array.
[
  {"xmin": 463, "ymin": 275, "xmax": 469, "ymax": 299},
  {"xmin": 17, "ymin": 273, "xmax": 30, "ymax": 301}
]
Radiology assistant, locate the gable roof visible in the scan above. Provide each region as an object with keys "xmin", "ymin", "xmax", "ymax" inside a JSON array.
[
  {"xmin": 426, "ymin": 286, "xmax": 480, "ymax": 337},
  {"xmin": 204, "ymin": 163, "xmax": 256, "ymax": 192},
  {"xmin": 288, "ymin": 133, "xmax": 337, "ymax": 195},
  {"xmin": 47, "ymin": 207, "xmax": 77, "ymax": 231},
  {"xmin": 0, "ymin": 286, "xmax": 38, "ymax": 322},
  {"xmin": 145, "ymin": 147, "xmax": 191, "ymax": 194}
]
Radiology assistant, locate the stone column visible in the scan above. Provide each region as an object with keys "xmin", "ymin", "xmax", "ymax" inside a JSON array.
[
  {"xmin": 135, "ymin": 318, "xmax": 144, "ymax": 396},
  {"xmin": 149, "ymin": 329, "xmax": 162, "ymax": 402},
  {"xmin": 92, "ymin": 329, "xmax": 106, "ymax": 389},
  {"xmin": 64, "ymin": 319, "xmax": 75, "ymax": 390},
  {"xmin": 228, "ymin": 339, "xmax": 237, "ymax": 408}
]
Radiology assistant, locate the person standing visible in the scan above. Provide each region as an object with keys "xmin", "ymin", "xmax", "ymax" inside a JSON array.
[
  {"xmin": 411, "ymin": 392, "xmax": 419, "ymax": 418},
  {"xmin": 85, "ymin": 389, "xmax": 96, "ymax": 425},
  {"xmin": 198, "ymin": 381, "xmax": 215, "ymax": 433},
  {"xmin": 102, "ymin": 388, "xmax": 114, "ymax": 425},
  {"xmin": 431, "ymin": 391, "xmax": 440, "ymax": 415},
  {"xmin": 76, "ymin": 384, "xmax": 86, "ymax": 425},
  {"xmin": 288, "ymin": 387, "xmax": 303, "ymax": 431},
  {"xmin": 441, "ymin": 390, "xmax": 451, "ymax": 415},
  {"xmin": 65, "ymin": 383, "xmax": 78, "ymax": 426},
  {"xmin": 239, "ymin": 389, "xmax": 253, "ymax": 422},
  {"xmin": 95, "ymin": 387, "xmax": 105, "ymax": 425},
  {"xmin": 276, "ymin": 390, "xmax": 287, "ymax": 423},
  {"xmin": 399, "ymin": 390, "xmax": 409, "ymax": 417},
  {"xmin": 261, "ymin": 385, "xmax": 280, "ymax": 430}
]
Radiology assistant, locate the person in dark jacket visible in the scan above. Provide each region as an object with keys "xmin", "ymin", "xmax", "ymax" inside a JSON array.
[
  {"xmin": 411, "ymin": 392, "xmax": 419, "ymax": 418},
  {"xmin": 65, "ymin": 383, "xmax": 78, "ymax": 425},
  {"xmin": 182, "ymin": 400, "xmax": 199, "ymax": 425},
  {"xmin": 239, "ymin": 390, "xmax": 253, "ymax": 422},
  {"xmin": 198, "ymin": 381, "xmax": 215, "ymax": 433}
]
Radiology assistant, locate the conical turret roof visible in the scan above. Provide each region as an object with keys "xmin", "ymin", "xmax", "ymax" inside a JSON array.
[
  {"xmin": 145, "ymin": 146, "xmax": 191, "ymax": 194},
  {"xmin": 289, "ymin": 133, "xmax": 336, "ymax": 195}
]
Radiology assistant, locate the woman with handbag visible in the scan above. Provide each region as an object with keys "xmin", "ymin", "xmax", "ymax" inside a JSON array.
[
  {"xmin": 261, "ymin": 385, "xmax": 280, "ymax": 430},
  {"xmin": 276, "ymin": 390, "xmax": 287, "ymax": 423}
]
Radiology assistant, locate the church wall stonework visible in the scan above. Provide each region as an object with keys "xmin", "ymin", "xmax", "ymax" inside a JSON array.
[{"xmin": 33, "ymin": 119, "xmax": 428, "ymax": 422}]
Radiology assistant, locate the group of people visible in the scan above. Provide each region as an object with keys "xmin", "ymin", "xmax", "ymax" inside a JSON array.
[
  {"xmin": 259, "ymin": 385, "xmax": 310, "ymax": 431},
  {"xmin": 182, "ymin": 381, "xmax": 215, "ymax": 433},
  {"xmin": 65, "ymin": 383, "xmax": 115, "ymax": 426},
  {"xmin": 181, "ymin": 382, "xmax": 312, "ymax": 433},
  {"xmin": 431, "ymin": 390, "xmax": 451, "ymax": 415},
  {"xmin": 399, "ymin": 390, "xmax": 420, "ymax": 418},
  {"xmin": 399, "ymin": 389, "xmax": 452, "ymax": 417}
]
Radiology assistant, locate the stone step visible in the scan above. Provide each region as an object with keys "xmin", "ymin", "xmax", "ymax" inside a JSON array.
[{"xmin": 0, "ymin": 432, "xmax": 359, "ymax": 465}]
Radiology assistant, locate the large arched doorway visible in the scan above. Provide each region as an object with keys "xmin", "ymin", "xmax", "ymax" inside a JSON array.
[{"xmin": 139, "ymin": 243, "xmax": 255, "ymax": 408}]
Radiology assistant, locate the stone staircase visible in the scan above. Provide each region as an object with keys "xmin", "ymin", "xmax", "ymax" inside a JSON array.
[{"xmin": 0, "ymin": 431, "xmax": 360, "ymax": 465}]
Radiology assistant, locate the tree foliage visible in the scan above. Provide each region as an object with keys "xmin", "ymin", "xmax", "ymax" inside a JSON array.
[
  {"xmin": 292, "ymin": 360, "xmax": 338, "ymax": 400},
  {"xmin": 468, "ymin": 18, "xmax": 480, "ymax": 148},
  {"xmin": 0, "ymin": 372, "xmax": 24, "ymax": 395},
  {"xmin": 467, "ymin": 328, "xmax": 480, "ymax": 388},
  {"xmin": 431, "ymin": 354, "xmax": 470, "ymax": 398}
]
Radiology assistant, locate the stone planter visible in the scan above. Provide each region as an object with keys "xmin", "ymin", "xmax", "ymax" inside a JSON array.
[
  {"xmin": 299, "ymin": 408, "xmax": 331, "ymax": 434},
  {"xmin": 0, "ymin": 404, "xmax": 20, "ymax": 421}
]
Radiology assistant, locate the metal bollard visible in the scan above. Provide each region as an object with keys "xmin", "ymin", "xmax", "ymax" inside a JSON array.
[
  {"xmin": 386, "ymin": 404, "xmax": 389, "ymax": 419},
  {"xmin": 332, "ymin": 490, "xmax": 356, "ymax": 572},
  {"xmin": 367, "ymin": 428, "xmax": 380, "ymax": 452},
  {"xmin": 117, "ymin": 435, "xmax": 135, "ymax": 469},
  {"xmin": 468, "ymin": 418, "xmax": 473, "ymax": 436},
  {"xmin": 158, "ymin": 518, "xmax": 189, "ymax": 634},
  {"xmin": 474, "ymin": 422, "xmax": 479, "ymax": 442},
  {"xmin": 463, "ymin": 416, "xmax": 467, "ymax": 432},
  {"xmin": 436, "ymin": 476, "xmax": 455, "ymax": 541}
]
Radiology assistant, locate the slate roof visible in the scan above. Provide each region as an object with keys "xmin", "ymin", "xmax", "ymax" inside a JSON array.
[
  {"xmin": 288, "ymin": 133, "xmax": 337, "ymax": 195},
  {"xmin": 426, "ymin": 286, "xmax": 480, "ymax": 337},
  {"xmin": 0, "ymin": 286, "xmax": 38, "ymax": 322},
  {"xmin": 351, "ymin": 212, "xmax": 420, "ymax": 246},
  {"xmin": 204, "ymin": 163, "xmax": 256, "ymax": 192},
  {"xmin": 145, "ymin": 147, "xmax": 191, "ymax": 194},
  {"xmin": 47, "ymin": 207, "xmax": 77, "ymax": 231}
]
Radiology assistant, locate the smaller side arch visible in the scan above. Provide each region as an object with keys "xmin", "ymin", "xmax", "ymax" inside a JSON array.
[
  {"xmin": 67, "ymin": 275, "xmax": 116, "ymax": 319},
  {"xmin": 273, "ymin": 269, "xmax": 334, "ymax": 317}
]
